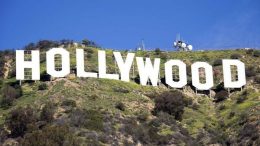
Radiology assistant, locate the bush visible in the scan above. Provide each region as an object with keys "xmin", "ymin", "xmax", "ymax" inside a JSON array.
[
  {"xmin": 20, "ymin": 125, "xmax": 79, "ymax": 146},
  {"xmin": 59, "ymin": 39, "xmax": 74, "ymax": 47},
  {"xmin": 213, "ymin": 59, "xmax": 222, "ymax": 66},
  {"xmin": 230, "ymin": 53, "xmax": 242, "ymax": 59},
  {"xmin": 2, "ymin": 84, "xmax": 22, "ymax": 99},
  {"xmin": 253, "ymin": 50, "xmax": 260, "ymax": 57},
  {"xmin": 36, "ymin": 40, "xmax": 59, "ymax": 50},
  {"xmin": 5, "ymin": 106, "xmax": 37, "ymax": 137},
  {"xmin": 153, "ymin": 90, "xmax": 185, "ymax": 121},
  {"xmin": 40, "ymin": 71, "xmax": 51, "ymax": 81},
  {"xmin": 69, "ymin": 109, "xmax": 104, "ymax": 131},
  {"xmin": 214, "ymin": 90, "xmax": 229, "ymax": 102},
  {"xmin": 0, "ymin": 85, "xmax": 22, "ymax": 108},
  {"xmin": 38, "ymin": 83, "xmax": 48, "ymax": 90},
  {"xmin": 82, "ymin": 39, "xmax": 99, "ymax": 48},
  {"xmin": 246, "ymin": 49, "xmax": 254, "ymax": 55},
  {"xmin": 115, "ymin": 102, "xmax": 125, "ymax": 111},
  {"xmin": 0, "ymin": 95, "xmax": 14, "ymax": 108},
  {"xmin": 238, "ymin": 123, "xmax": 259, "ymax": 145},
  {"xmin": 40, "ymin": 102, "xmax": 55, "ymax": 122},
  {"xmin": 154, "ymin": 48, "xmax": 161, "ymax": 55}
]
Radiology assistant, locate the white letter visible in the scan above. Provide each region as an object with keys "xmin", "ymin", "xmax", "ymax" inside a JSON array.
[
  {"xmin": 191, "ymin": 62, "xmax": 213, "ymax": 90},
  {"xmin": 113, "ymin": 52, "xmax": 135, "ymax": 82},
  {"xmin": 165, "ymin": 60, "xmax": 187, "ymax": 88},
  {"xmin": 16, "ymin": 50, "xmax": 40, "ymax": 80},
  {"xmin": 136, "ymin": 57, "xmax": 160, "ymax": 86},
  {"xmin": 76, "ymin": 49, "xmax": 97, "ymax": 78},
  {"xmin": 223, "ymin": 59, "xmax": 246, "ymax": 88},
  {"xmin": 46, "ymin": 48, "xmax": 70, "ymax": 77},
  {"xmin": 98, "ymin": 50, "xmax": 119, "ymax": 80}
]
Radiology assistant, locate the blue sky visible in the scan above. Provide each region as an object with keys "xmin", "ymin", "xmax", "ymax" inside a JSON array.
[{"xmin": 0, "ymin": 0, "xmax": 260, "ymax": 50}]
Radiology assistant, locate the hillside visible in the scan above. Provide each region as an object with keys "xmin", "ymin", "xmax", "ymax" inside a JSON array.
[{"xmin": 0, "ymin": 43, "xmax": 260, "ymax": 146}]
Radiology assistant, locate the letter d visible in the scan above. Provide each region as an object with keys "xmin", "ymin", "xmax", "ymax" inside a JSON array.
[{"xmin": 223, "ymin": 59, "xmax": 246, "ymax": 88}]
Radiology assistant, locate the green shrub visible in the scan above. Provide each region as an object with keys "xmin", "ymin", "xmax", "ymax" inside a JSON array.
[
  {"xmin": 230, "ymin": 53, "xmax": 242, "ymax": 59},
  {"xmin": 213, "ymin": 59, "xmax": 222, "ymax": 66},
  {"xmin": 0, "ymin": 85, "xmax": 22, "ymax": 108},
  {"xmin": 38, "ymin": 82, "xmax": 48, "ymax": 90},
  {"xmin": 214, "ymin": 90, "xmax": 229, "ymax": 102},
  {"xmin": 0, "ymin": 95, "xmax": 14, "ymax": 108},
  {"xmin": 253, "ymin": 50, "xmax": 260, "ymax": 57},
  {"xmin": 238, "ymin": 123, "xmax": 259, "ymax": 145},
  {"xmin": 36, "ymin": 40, "xmax": 59, "ymax": 50},
  {"xmin": 82, "ymin": 39, "xmax": 99, "ymax": 48},
  {"xmin": 20, "ymin": 125, "xmax": 79, "ymax": 146},
  {"xmin": 153, "ymin": 90, "xmax": 185, "ymax": 121},
  {"xmin": 154, "ymin": 48, "xmax": 161, "ymax": 55},
  {"xmin": 5, "ymin": 106, "xmax": 37, "ymax": 137},
  {"xmin": 246, "ymin": 49, "xmax": 254, "ymax": 55},
  {"xmin": 40, "ymin": 102, "xmax": 55, "ymax": 122},
  {"xmin": 69, "ymin": 109, "xmax": 104, "ymax": 131},
  {"xmin": 2, "ymin": 84, "xmax": 22, "ymax": 99}
]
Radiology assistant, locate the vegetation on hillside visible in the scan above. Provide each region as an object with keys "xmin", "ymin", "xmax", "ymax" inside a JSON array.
[{"xmin": 0, "ymin": 42, "xmax": 259, "ymax": 145}]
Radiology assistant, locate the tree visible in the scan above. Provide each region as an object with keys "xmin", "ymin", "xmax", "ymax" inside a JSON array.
[
  {"xmin": 82, "ymin": 39, "xmax": 99, "ymax": 48},
  {"xmin": 154, "ymin": 48, "xmax": 161, "ymax": 55},
  {"xmin": 60, "ymin": 39, "xmax": 74, "ymax": 47},
  {"xmin": 24, "ymin": 43, "xmax": 36, "ymax": 50},
  {"xmin": 36, "ymin": 40, "xmax": 59, "ymax": 50},
  {"xmin": 153, "ymin": 90, "xmax": 185, "ymax": 121}
]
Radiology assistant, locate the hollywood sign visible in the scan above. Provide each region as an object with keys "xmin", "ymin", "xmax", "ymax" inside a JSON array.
[{"xmin": 16, "ymin": 48, "xmax": 246, "ymax": 90}]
